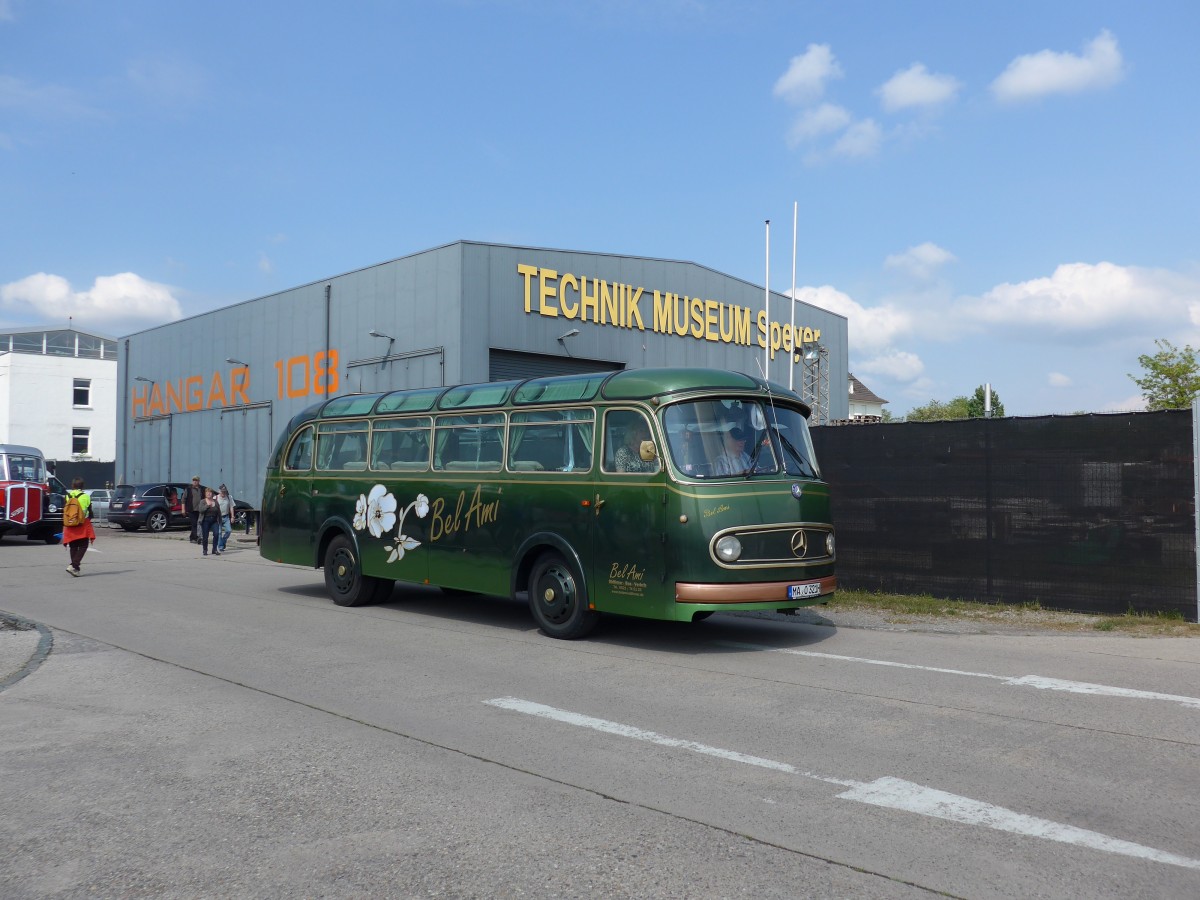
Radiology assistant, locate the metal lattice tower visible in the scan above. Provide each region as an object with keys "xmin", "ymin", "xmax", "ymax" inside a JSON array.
[{"xmin": 800, "ymin": 346, "xmax": 829, "ymax": 425}]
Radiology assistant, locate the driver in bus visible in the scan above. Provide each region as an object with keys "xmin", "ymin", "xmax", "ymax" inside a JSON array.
[{"xmin": 712, "ymin": 426, "xmax": 752, "ymax": 476}]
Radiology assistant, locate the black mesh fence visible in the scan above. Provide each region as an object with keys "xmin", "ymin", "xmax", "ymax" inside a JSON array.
[{"xmin": 810, "ymin": 411, "xmax": 1196, "ymax": 619}]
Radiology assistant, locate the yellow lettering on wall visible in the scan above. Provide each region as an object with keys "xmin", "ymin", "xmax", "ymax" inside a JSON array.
[
  {"xmin": 538, "ymin": 268, "xmax": 559, "ymax": 316},
  {"xmin": 132, "ymin": 386, "xmax": 149, "ymax": 418},
  {"xmin": 599, "ymin": 280, "xmax": 618, "ymax": 325},
  {"xmin": 653, "ymin": 290, "xmax": 671, "ymax": 333},
  {"xmin": 518, "ymin": 263, "xmax": 538, "ymax": 313},
  {"xmin": 704, "ymin": 300, "xmax": 718, "ymax": 342},
  {"xmin": 560, "ymin": 273, "xmax": 579, "ymax": 319},
  {"xmin": 689, "ymin": 297, "xmax": 705, "ymax": 339},
  {"xmin": 518, "ymin": 262, "xmax": 822, "ymax": 364},
  {"xmin": 580, "ymin": 278, "xmax": 599, "ymax": 323},
  {"xmin": 626, "ymin": 287, "xmax": 644, "ymax": 330}
]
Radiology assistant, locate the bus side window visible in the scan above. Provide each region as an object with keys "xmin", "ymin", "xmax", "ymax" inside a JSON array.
[
  {"xmin": 285, "ymin": 428, "xmax": 314, "ymax": 471},
  {"xmin": 570, "ymin": 424, "xmax": 592, "ymax": 470}
]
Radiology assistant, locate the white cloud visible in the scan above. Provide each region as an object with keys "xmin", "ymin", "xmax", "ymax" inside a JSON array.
[
  {"xmin": 958, "ymin": 262, "xmax": 1200, "ymax": 334},
  {"xmin": 991, "ymin": 30, "xmax": 1125, "ymax": 103},
  {"xmin": 0, "ymin": 74, "xmax": 96, "ymax": 118},
  {"xmin": 773, "ymin": 44, "xmax": 842, "ymax": 105},
  {"xmin": 832, "ymin": 119, "xmax": 882, "ymax": 158},
  {"xmin": 257, "ymin": 252, "xmax": 274, "ymax": 274},
  {"xmin": 1047, "ymin": 372, "xmax": 1072, "ymax": 388},
  {"xmin": 877, "ymin": 63, "xmax": 962, "ymax": 112},
  {"xmin": 786, "ymin": 103, "xmax": 851, "ymax": 147},
  {"xmin": 1, "ymin": 272, "xmax": 182, "ymax": 332},
  {"xmin": 125, "ymin": 56, "xmax": 208, "ymax": 107},
  {"xmin": 0, "ymin": 0, "xmax": 14, "ymax": 22},
  {"xmin": 1100, "ymin": 393, "xmax": 1147, "ymax": 413},
  {"xmin": 885, "ymin": 242, "xmax": 956, "ymax": 279},
  {"xmin": 857, "ymin": 350, "xmax": 925, "ymax": 382},
  {"xmin": 793, "ymin": 285, "xmax": 911, "ymax": 353}
]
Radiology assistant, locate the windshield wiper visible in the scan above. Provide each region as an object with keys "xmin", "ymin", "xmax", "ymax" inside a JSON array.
[
  {"xmin": 777, "ymin": 432, "xmax": 816, "ymax": 477},
  {"xmin": 743, "ymin": 433, "xmax": 767, "ymax": 478}
]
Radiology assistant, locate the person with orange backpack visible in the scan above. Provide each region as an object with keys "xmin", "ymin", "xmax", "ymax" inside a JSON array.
[{"xmin": 63, "ymin": 477, "xmax": 96, "ymax": 576}]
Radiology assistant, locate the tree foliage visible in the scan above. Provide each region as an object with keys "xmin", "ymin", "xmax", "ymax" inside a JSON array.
[
  {"xmin": 966, "ymin": 385, "xmax": 1005, "ymax": 418},
  {"xmin": 905, "ymin": 385, "xmax": 1004, "ymax": 421},
  {"xmin": 1129, "ymin": 339, "xmax": 1200, "ymax": 410},
  {"xmin": 905, "ymin": 396, "xmax": 971, "ymax": 421}
]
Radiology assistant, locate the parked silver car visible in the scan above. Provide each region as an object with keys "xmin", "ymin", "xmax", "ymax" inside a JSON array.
[{"xmin": 84, "ymin": 488, "xmax": 112, "ymax": 524}]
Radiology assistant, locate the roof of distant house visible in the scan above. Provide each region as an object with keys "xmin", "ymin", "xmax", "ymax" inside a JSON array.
[{"xmin": 849, "ymin": 373, "xmax": 887, "ymax": 406}]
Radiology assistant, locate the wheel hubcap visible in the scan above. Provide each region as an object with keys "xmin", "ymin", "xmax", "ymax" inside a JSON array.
[{"xmin": 535, "ymin": 564, "xmax": 575, "ymax": 624}]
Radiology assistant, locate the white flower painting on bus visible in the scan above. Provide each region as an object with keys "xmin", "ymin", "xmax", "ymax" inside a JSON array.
[{"xmin": 352, "ymin": 485, "xmax": 430, "ymax": 563}]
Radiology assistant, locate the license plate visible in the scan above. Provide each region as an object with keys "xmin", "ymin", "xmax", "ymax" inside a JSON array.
[
  {"xmin": 111, "ymin": 502, "xmax": 124, "ymax": 510},
  {"xmin": 788, "ymin": 583, "xmax": 822, "ymax": 600}
]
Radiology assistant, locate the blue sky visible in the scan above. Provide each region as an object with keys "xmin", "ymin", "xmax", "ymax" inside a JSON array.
[{"xmin": 2, "ymin": 0, "xmax": 1197, "ymax": 416}]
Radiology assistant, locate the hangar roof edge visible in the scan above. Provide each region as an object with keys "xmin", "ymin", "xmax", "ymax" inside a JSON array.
[{"xmin": 118, "ymin": 239, "xmax": 847, "ymax": 341}]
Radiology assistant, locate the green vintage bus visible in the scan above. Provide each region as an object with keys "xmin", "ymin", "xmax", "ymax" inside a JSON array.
[{"xmin": 259, "ymin": 367, "xmax": 835, "ymax": 638}]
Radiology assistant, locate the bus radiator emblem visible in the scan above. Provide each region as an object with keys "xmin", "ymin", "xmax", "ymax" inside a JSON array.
[
  {"xmin": 790, "ymin": 530, "xmax": 808, "ymax": 557},
  {"xmin": 790, "ymin": 484, "xmax": 803, "ymax": 500}
]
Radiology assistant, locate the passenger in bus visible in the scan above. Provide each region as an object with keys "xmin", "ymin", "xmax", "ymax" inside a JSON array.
[
  {"xmin": 712, "ymin": 426, "xmax": 752, "ymax": 476},
  {"xmin": 614, "ymin": 418, "xmax": 657, "ymax": 473}
]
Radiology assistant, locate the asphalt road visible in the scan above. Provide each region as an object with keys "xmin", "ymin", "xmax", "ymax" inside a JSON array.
[{"xmin": 2, "ymin": 527, "xmax": 1198, "ymax": 899}]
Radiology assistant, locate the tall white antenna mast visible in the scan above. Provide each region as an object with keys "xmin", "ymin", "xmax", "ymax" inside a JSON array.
[
  {"xmin": 764, "ymin": 219, "xmax": 771, "ymax": 380},
  {"xmin": 788, "ymin": 200, "xmax": 797, "ymax": 391}
]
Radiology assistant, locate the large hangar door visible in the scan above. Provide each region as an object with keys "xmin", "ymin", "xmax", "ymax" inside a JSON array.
[
  {"xmin": 219, "ymin": 403, "xmax": 274, "ymax": 508},
  {"xmin": 126, "ymin": 417, "xmax": 172, "ymax": 483},
  {"xmin": 489, "ymin": 350, "xmax": 622, "ymax": 381}
]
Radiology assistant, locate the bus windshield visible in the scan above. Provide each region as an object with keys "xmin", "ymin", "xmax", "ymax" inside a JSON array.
[{"xmin": 662, "ymin": 398, "xmax": 820, "ymax": 479}]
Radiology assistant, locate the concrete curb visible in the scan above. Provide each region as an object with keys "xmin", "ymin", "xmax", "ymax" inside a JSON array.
[{"xmin": 0, "ymin": 612, "xmax": 53, "ymax": 692}]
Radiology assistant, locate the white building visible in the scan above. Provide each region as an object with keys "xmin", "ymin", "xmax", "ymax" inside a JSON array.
[
  {"xmin": 847, "ymin": 373, "xmax": 888, "ymax": 422},
  {"xmin": 0, "ymin": 326, "xmax": 118, "ymax": 462}
]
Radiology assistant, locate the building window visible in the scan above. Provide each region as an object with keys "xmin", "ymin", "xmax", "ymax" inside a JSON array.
[
  {"xmin": 73, "ymin": 378, "xmax": 91, "ymax": 406},
  {"xmin": 72, "ymin": 427, "xmax": 91, "ymax": 456}
]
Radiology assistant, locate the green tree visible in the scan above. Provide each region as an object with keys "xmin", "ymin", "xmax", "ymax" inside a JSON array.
[
  {"xmin": 905, "ymin": 396, "xmax": 971, "ymax": 421},
  {"xmin": 1129, "ymin": 339, "xmax": 1200, "ymax": 410},
  {"xmin": 966, "ymin": 384, "xmax": 1005, "ymax": 418}
]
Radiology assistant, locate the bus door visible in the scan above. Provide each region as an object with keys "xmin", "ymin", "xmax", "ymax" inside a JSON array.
[
  {"xmin": 590, "ymin": 408, "xmax": 667, "ymax": 616},
  {"xmin": 426, "ymin": 413, "xmax": 506, "ymax": 593},
  {"xmin": 270, "ymin": 424, "xmax": 315, "ymax": 564}
]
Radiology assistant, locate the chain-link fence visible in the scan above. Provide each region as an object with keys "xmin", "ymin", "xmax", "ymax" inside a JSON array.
[{"xmin": 811, "ymin": 410, "xmax": 1196, "ymax": 619}]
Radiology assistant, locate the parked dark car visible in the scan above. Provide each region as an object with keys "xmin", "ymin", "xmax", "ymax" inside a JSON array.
[{"xmin": 108, "ymin": 482, "xmax": 192, "ymax": 532}]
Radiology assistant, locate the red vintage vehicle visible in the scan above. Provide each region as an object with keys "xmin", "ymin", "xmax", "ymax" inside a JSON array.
[{"xmin": 0, "ymin": 444, "xmax": 65, "ymax": 543}]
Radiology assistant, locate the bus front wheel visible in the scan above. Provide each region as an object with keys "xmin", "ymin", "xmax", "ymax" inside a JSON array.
[
  {"xmin": 324, "ymin": 534, "xmax": 381, "ymax": 607},
  {"xmin": 528, "ymin": 552, "xmax": 599, "ymax": 639}
]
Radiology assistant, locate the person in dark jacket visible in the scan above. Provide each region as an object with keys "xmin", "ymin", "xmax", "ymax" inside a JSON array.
[
  {"xmin": 183, "ymin": 475, "xmax": 203, "ymax": 543},
  {"xmin": 197, "ymin": 486, "xmax": 222, "ymax": 556}
]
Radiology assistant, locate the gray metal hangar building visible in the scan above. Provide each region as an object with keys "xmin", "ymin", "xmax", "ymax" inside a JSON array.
[{"xmin": 117, "ymin": 240, "xmax": 848, "ymax": 506}]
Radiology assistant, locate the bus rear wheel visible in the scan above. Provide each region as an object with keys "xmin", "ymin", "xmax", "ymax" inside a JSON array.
[
  {"xmin": 324, "ymin": 534, "xmax": 383, "ymax": 607},
  {"xmin": 528, "ymin": 552, "xmax": 598, "ymax": 639}
]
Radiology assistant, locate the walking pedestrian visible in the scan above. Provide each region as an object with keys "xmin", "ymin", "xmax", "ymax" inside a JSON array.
[
  {"xmin": 62, "ymin": 477, "xmax": 96, "ymax": 576},
  {"xmin": 216, "ymin": 484, "xmax": 235, "ymax": 552},
  {"xmin": 198, "ymin": 486, "xmax": 222, "ymax": 556},
  {"xmin": 183, "ymin": 475, "xmax": 204, "ymax": 543}
]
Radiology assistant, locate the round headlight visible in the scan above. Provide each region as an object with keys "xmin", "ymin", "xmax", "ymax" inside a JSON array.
[
  {"xmin": 715, "ymin": 535, "xmax": 743, "ymax": 562},
  {"xmin": 825, "ymin": 533, "xmax": 835, "ymax": 556}
]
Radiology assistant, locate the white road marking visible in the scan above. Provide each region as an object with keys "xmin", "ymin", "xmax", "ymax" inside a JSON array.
[
  {"xmin": 484, "ymin": 697, "xmax": 1200, "ymax": 871},
  {"xmin": 715, "ymin": 642, "xmax": 1200, "ymax": 710}
]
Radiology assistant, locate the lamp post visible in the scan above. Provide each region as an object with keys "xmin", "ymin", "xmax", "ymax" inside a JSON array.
[
  {"xmin": 557, "ymin": 328, "xmax": 580, "ymax": 356},
  {"xmin": 225, "ymin": 357, "xmax": 248, "ymax": 367}
]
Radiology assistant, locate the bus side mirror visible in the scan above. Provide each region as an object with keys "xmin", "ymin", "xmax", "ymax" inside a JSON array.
[{"xmin": 639, "ymin": 441, "xmax": 658, "ymax": 462}]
